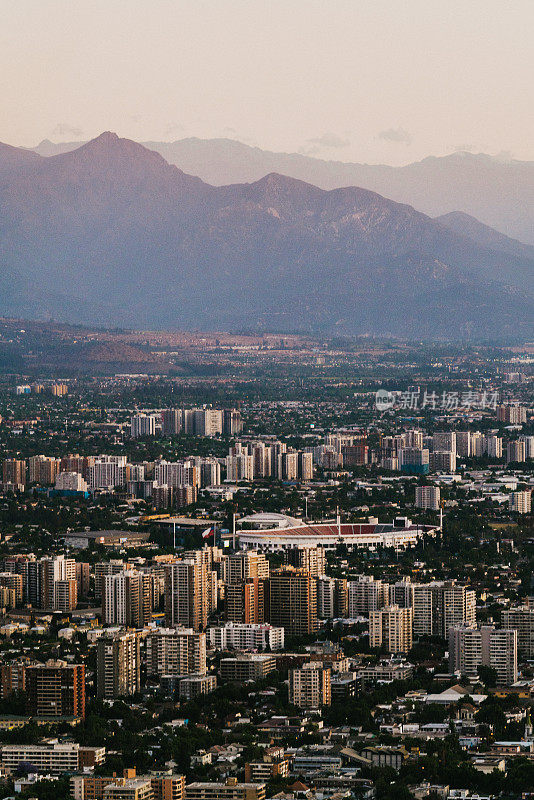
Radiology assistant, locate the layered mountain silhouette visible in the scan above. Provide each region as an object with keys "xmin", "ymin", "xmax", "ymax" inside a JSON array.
[
  {"xmin": 2, "ymin": 133, "xmax": 532, "ymax": 339},
  {"xmin": 30, "ymin": 137, "xmax": 534, "ymax": 245}
]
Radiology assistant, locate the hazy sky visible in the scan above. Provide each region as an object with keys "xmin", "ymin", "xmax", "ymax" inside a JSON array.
[{"xmin": 2, "ymin": 0, "xmax": 534, "ymax": 165}]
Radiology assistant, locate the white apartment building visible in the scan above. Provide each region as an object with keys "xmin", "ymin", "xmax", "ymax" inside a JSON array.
[
  {"xmin": 207, "ymin": 623, "xmax": 284, "ymax": 651},
  {"xmin": 130, "ymin": 414, "xmax": 157, "ymax": 439},
  {"xmin": 317, "ymin": 576, "xmax": 335, "ymax": 619},
  {"xmin": 509, "ymin": 490, "xmax": 531, "ymax": 514},
  {"xmin": 449, "ymin": 625, "xmax": 517, "ymax": 685},
  {"xmin": 289, "ymin": 662, "xmax": 331, "ymax": 708},
  {"xmin": 412, "ymin": 582, "xmax": 476, "ymax": 639},
  {"xmin": 519, "ymin": 435, "xmax": 534, "ymax": 459},
  {"xmin": 507, "ymin": 440, "xmax": 526, "ymax": 464},
  {"xmin": 226, "ymin": 454, "xmax": 254, "ymax": 482},
  {"xmin": 0, "ymin": 742, "xmax": 105, "ymax": 775},
  {"xmin": 503, "ymin": 606, "xmax": 534, "ymax": 657},
  {"xmin": 55, "ymin": 471, "xmax": 88, "ymax": 492},
  {"xmin": 146, "ymin": 628, "xmax": 206, "ymax": 675},
  {"xmin": 89, "ymin": 456, "xmax": 127, "ymax": 490},
  {"xmin": 470, "ymin": 432, "xmax": 484, "ymax": 457},
  {"xmin": 369, "ymin": 606, "xmax": 413, "ymax": 653},
  {"xmin": 485, "ymin": 436, "xmax": 503, "ymax": 459},
  {"xmin": 347, "ymin": 576, "xmax": 387, "ymax": 616},
  {"xmin": 415, "ymin": 486, "xmax": 441, "ymax": 511}
]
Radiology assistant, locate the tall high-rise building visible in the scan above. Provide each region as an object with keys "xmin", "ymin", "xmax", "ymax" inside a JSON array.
[
  {"xmin": 29, "ymin": 456, "xmax": 61, "ymax": 485},
  {"xmin": 53, "ymin": 579, "xmax": 78, "ymax": 612},
  {"xmin": 26, "ymin": 560, "xmax": 41, "ymax": 607},
  {"xmin": 200, "ymin": 459, "xmax": 221, "ymax": 487},
  {"xmin": 497, "ymin": 405, "xmax": 527, "ymax": 424},
  {"xmin": 433, "ymin": 432, "xmax": 456, "ymax": 454},
  {"xmin": 503, "ymin": 607, "xmax": 534, "ymax": 657},
  {"xmin": 470, "ymin": 432, "xmax": 484, "ymax": 457},
  {"xmin": 398, "ymin": 448, "xmax": 429, "ymax": 475},
  {"xmin": 39, "ymin": 555, "xmax": 76, "ymax": 610},
  {"xmin": 223, "ymin": 552, "xmax": 270, "ymax": 585},
  {"xmin": 95, "ymin": 560, "xmax": 129, "ymax": 599},
  {"xmin": 103, "ymin": 571, "xmax": 152, "ymax": 628},
  {"xmin": 429, "ymin": 451, "xmax": 456, "ymax": 473},
  {"xmin": 26, "ymin": 659, "xmax": 85, "ymax": 719},
  {"xmin": 369, "ymin": 606, "xmax": 413, "ymax": 653},
  {"xmin": 415, "ymin": 486, "xmax": 441, "ymax": 511},
  {"xmin": 146, "ymin": 628, "xmax": 206, "ymax": 676},
  {"xmin": 2, "ymin": 459, "xmax": 26, "ymax": 486},
  {"xmin": 161, "ymin": 409, "xmax": 182, "ymax": 436},
  {"xmin": 0, "ymin": 661, "xmax": 26, "ymax": 698},
  {"xmin": 225, "ymin": 578, "xmax": 266, "ymax": 624},
  {"xmin": 76, "ymin": 563, "xmax": 90, "ymax": 598},
  {"xmin": 507, "ymin": 440, "xmax": 526, "ymax": 464},
  {"xmin": 208, "ymin": 622, "xmax": 284, "ymax": 652},
  {"xmin": 509, "ymin": 491, "xmax": 532, "ymax": 514},
  {"xmin": 520, "ymin": 435, "xmax": 534, "ymax": 459},
  {"xmin": 389, "ymin": 578, "xmax": 414, "ymax": 609},
  {"xmin": 456, "ymin": 432, "xmax": 471, "ymax": 457},
  {"xmin": 298, "ymin": 451, "xmax": 314, "ymax": 480},
  {"xmin": 289, "ymin": 662, "xmax": 331, "ymax": 708},
  {"xmin": 347, "ymin": 576, "xmax": 388, "ymax": 616},
  {"xmin": 404, "ymin": 430, "xmax": 424, "ymax": 449},
  {"xmin": 251, "ymin": 443, "xmax": 271, "ymax": 478},
  {"xmin": 449, "ymin": 625, "xmax": 517, "ymax": 685},
  {"xmin": 130, "ymin": 414, "xmax": 157, "ymax": 439},
  {"xmin": 0, "ymin": 572, "xmax": 23, "ymax": 606},
  {"xmin": 55, "ymin": 471, "xmax": 88, "ymax": 493},
  {"xmin": 165, "ymin": 560, "xmax": 209, "ymax": 631},
  {"xmin": 225, "ymin": 453, "xmax": 254, "ymax": 482},
  {"xmin": 341, "ymin": 441, "xmax": 369, "ymax": 468},
  {"xmin": 412, "ymin": 582, "xmax": 476, "ymax": 639},
  {"xmin": 97, "ymin": 632, "xmax": 140, "ymax": 698},
  {"xmin": 280, "ymin": 452, "xmax": 298, "ymax": 481},
  {"xmin": 316, "ymin": 577, "xmax": 347, "ymax": 619},
  {"xmin": 89, "ymin": 456, "xmax": 127, "ymax": 490},
  {"xmin": 267, "ymin": 567, "xmax": 317, "ymax": 636},
  {"xmin": 193, "ymin": 409, "xmax": 223, "ymax": 437},
  {"xmin": 485, "ymin": 436, "xmax": 503, "ymax": 459},
  {"xmin": 284, "ymin": 547, "xmax": 326, "ymax": 578},
  {"xmin": 59, "ymin": 454, "xmax": 94, "ymax": 480},
  {"xmin": 223, "ymin": 409, "xmax": 243, "ymax": 437}
]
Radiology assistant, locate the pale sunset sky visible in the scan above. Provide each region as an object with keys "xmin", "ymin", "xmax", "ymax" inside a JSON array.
[{"xmin": 2, "ymin": 0, "xmax": 533, "ymax": 164}]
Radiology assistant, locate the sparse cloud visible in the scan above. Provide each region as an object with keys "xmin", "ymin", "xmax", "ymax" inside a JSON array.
[
  {"xmin": 298, "ymin": 132, "xmax": 351, "ymax": 157},
  {"xmin": 51, "ymin": 122, "xmax": 84, "ymax": 138},
  {"xmin": 377, "ymin": 127, "xmax": 411, "ymax": 144},
  {"xmin": 308, "ymin": 132, "xmax": 350, "ymax": 149}
]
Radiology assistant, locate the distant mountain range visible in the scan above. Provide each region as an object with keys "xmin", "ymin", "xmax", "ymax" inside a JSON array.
[
  {"xmin": 29, "ymin": 136, "xmax": 534, "ymax": 245},
  {"xmin": 0, "ymin": 132, "xmax": 532, "ymax": 339}
]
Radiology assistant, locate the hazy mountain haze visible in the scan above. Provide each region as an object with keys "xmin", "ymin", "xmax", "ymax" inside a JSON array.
[
  {"xmin": 27, "ymin": 137, "xmax": 534, "ymax": 245},
  {"xmin": 0, "ymin": 133, "xmax": 532, "ymax": 339}
]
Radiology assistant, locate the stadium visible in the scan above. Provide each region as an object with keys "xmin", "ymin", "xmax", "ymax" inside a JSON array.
[{"xmin": 234, "ymin": 513, "xmax": 438, "ymax": 553}]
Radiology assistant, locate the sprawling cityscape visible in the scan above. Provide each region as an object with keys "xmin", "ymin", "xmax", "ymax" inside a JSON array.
[
  {"xmin": 0, "ymin": 328, "xmax": 531, "ymax": 800},
  {"xmin": 2, "ymin": 2, "xmax": 534, "ymax": 798}
]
